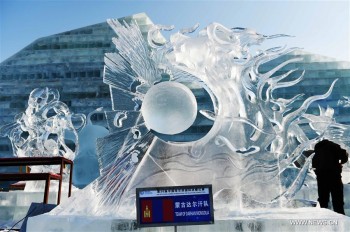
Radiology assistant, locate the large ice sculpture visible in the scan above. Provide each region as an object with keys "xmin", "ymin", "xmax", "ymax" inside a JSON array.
[
  {"xmin": 0, "ymin": 87, "xmax": 86, "ymax": 165},
  {"xmin": 51, "ymin": 19, "xmax": 349, "ymax": 218}
]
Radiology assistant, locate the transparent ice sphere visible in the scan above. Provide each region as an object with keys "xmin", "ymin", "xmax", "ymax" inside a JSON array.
[{"xmin": 141, "ymin": 81, "xmax": 197, "ymax": 135}]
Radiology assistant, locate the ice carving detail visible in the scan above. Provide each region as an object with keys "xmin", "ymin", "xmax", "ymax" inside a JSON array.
[
  {"xmin": 0, "ymin": 87, "xmax": 86, "ymax": 164},
  {"xmin": 51, "ymin": 19, "xmax": 349, "ymax": 218}
]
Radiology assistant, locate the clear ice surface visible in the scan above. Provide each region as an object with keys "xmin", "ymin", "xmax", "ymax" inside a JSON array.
[
  {"xmin": 73, "ymin": 108, "xmax": 109, "ymax": 188},
  {"xmin": 5, "ymin": 19, "xmax": 350, "ymax": 219},
  {"xmin": 0, "ymin": 87, "xmax": 86, "ymax": 174},
  {"xmin": 141, "ymin": 81, "xmax": 197, "ymax": 134}
]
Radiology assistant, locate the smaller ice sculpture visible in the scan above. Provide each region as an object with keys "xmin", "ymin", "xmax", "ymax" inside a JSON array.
[
  {"xmin": 141, "ymin": 81, "xmax": 197, "ymax": 134},
  {"xmin": 0, "ymin": 87, "xmax": 86, "ymax": 166}
]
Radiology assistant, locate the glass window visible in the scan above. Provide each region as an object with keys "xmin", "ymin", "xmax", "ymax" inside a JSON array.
[
  {"xmin": 80, "ymin": 72, "xmax": 86, "ymax": 77},
  {"xmin": 88, "ymin": 71, "xmax": 94, "ymax": 77},
  {"xmin": 94, "ymin": 70, "xmax": 100, "ymax": 77}
]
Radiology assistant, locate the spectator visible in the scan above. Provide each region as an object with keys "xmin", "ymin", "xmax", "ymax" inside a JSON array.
[{"xmin": 312, "ymin": 139, "xmax": 348, "ymax": 214}]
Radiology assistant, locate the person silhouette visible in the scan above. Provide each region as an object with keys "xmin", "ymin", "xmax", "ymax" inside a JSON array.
[{"xmin": 312, "ymin": 139, "xmax": 348, "ymax": 214}]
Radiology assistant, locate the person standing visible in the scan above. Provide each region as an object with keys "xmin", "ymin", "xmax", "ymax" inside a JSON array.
[{"xmin": 312, "ymin": 139, "xmax": 348, "ymax": 215}]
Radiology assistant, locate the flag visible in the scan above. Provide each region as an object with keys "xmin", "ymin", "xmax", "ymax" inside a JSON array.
[{"xmin": 141, "ymin": 199, "xmax": 152, "ymax": 223}]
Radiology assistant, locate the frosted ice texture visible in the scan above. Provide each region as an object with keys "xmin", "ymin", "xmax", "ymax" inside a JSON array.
[
  {"xmin": 338, "ymin": 96, "xmax": 350, "ymax": 108},
  {"xmin": 141, "ymin": 81, "xmax": 197, "ymax": 134},
  {"xmin": 51, "ymin": 19, "xmax": 350, "ymax": 217},
  {"xmin": 0, "ymin": 87, "xmax": 86, "ymax": 171},
  {"xmin": 73, "ymin": 108, "xmax": 109, "ymax": 188}
]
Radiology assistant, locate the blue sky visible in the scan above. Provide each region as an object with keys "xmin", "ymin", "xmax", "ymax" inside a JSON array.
[{"xmin": 0, "ymin": 0, "xmax": 349, "ymax": 62}]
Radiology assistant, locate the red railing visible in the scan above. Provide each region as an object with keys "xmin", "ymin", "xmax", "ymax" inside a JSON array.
[{"xmin": 0, "ymin": 156, "xmax": 73, "ymax": 204}]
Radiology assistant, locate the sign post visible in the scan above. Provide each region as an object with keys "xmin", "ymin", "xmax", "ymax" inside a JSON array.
[{"xmin": 136, "ymin": 185, "xmax": 214, "ymax": 229}]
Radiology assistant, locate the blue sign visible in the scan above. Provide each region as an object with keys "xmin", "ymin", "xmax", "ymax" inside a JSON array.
[{"xmin": 136, "ymin": 185, "xmax": 214, "ymax": 227}]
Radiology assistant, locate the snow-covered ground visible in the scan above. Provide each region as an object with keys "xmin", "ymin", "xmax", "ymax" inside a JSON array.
[
  {"xmin": 1, "ymin": 174, "xmax": 350, "ymax": 231},
  {"xmin": 25, "ymin": 207, "xmax": 349, "ymax": 232}
]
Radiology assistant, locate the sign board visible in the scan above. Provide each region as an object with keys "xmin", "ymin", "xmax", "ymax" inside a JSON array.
[{"xmin": 136, "ymin": 185, "xmax": 214, "ymax": 227}]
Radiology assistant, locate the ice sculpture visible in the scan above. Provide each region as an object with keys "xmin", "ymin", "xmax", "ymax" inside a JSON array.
[
  {"xmin": 0, "ymin": 87, "xmax": 86, "ymax": 166},
  {"xmin": 51, "ymin": 19, "xmax": 349, "ymax": 218}
]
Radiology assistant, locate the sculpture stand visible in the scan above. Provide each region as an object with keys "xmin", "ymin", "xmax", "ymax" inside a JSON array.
[{"xmin": 26, "ymin": 207, "xmax": 349, "ymax": 232}]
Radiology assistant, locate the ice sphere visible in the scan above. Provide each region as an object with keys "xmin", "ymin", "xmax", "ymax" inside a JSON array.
[{"xmin": 141, "ymin": 81, "xmax": 197, "ymax": 135}]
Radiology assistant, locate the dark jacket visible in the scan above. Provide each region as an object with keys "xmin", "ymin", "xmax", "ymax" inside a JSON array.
[{"xmin": 312, "ymin": 139, "xmax": 348, "ymax": 172}]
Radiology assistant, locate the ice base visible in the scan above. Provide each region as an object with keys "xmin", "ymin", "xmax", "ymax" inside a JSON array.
[
  {"xmin": 0, "ymin": 182, "xmax": 73, "ymax": 230},
  {"xmin": 26, "ymin": 207, "xmax": 349, "ymax": 232}
]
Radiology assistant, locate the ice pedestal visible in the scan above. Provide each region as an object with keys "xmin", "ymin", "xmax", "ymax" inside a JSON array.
[
  {"xmin": 26, "ymin": 207, "xmax": 349, "ymax": 232},
  {"xmin": 0, "ymin": 183, "xmax": 74, "ymax": 230},
  {"xmin": 0, "ymin": 191, "xmax": 59, "ymax": 229},
  {"xmin": 295, "ymin": 183, "xmax": 350, "ymax": 216}
]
